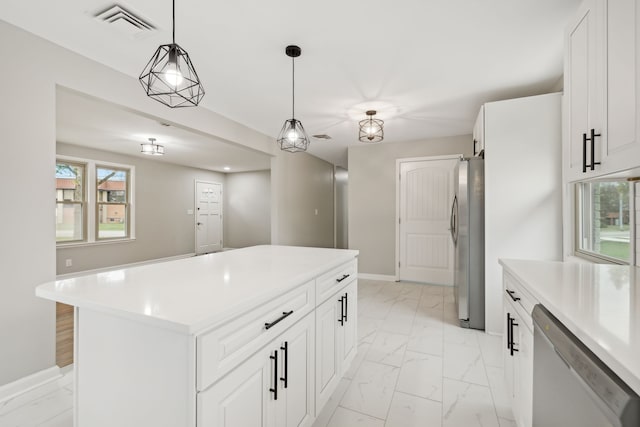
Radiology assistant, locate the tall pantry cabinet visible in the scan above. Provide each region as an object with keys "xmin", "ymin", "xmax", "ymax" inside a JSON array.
[{"xmin": 476, "ymin": 93, "xmax": 564, "ymax": 335}]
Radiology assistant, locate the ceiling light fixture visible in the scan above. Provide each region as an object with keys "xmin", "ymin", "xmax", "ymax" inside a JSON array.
[
  {"xmin": 358, "ymin": 110, "xmax": 384, "ymax": 143},
  {"xmin": 277, "ymin": 45, "xmax": 310, "ymax": 153},
  {"xmin": 138, "ymin": 0, "xmax": 204, "ymax": 108},
  {"xmin": 141, "ymin": 137, "xmax": 165, "ymax": 155}
]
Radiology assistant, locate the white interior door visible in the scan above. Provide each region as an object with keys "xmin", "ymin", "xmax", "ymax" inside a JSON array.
[
  {"xmin": 196, "ymin": 181, "xmax": 222, "ymax": 255},
  {"xmin": 398, "ymin": 158, "xmax": 457, "ymax": 285}
]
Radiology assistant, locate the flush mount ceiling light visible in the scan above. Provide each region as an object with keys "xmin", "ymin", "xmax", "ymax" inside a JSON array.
[
  {"xmin": 277, "ymin": 45, "xmax": 310, "ymax": 153},
  {"xmin": 138, "ymin": 0, "xmax": 204, "ymax": 108},
  {"xmin": 358, "ymin": 110, "xmax": 384, "ymax": 143},
  {"xmin": 141, "ymin": 137, "xmax": 165, "ymax": 155}
]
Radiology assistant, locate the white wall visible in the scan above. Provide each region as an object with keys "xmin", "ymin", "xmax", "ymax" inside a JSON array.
[
  {"xmin": 348, "ymin": 136, "xmax": 473, "ymax": 276},
  {"xmin": 0, "ymin": 19, "xmax": 274, "ymax": 386},
  {"xmin": 335, "ymin": 167, "xmax": 349, "ymax": 249},
  {"xmin": 56, "ymin": 143, "xmax": 227, "ymax": 274},
  {"xmin": 636, "ymin": 182, "xmax": 640, "ymax": 266},
  {"xmin": 224, "ymin": 170, "xmax": 271, "ymax": 248},
  {"xmin": 271, "ymin": 150, "xmax": 335, "ymax": 248}
]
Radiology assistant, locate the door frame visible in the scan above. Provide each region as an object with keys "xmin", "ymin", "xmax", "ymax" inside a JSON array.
[
  {"xmin": 194, "ymin": 180, "xmax": 224, "ymax": 254},
  {"xmin": 395, "ymin": 155, "xmax": 462, "ymax": 281}
]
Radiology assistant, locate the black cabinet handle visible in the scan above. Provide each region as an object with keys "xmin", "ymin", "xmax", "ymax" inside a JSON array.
[
  {"xmin": 473, "ymin": 138, "xmax": 477, "ymax": 156},
  {"xmin": 338, "ymin": 296, "xmax": 344, "ymax": 326},
  {"xmin": 582, "ymin": 132, "xmax": 588, "ymax": 173},
  {"xmin": 507, "ymin": 313, "xmax": 512, "ymax": 351},
  {"xmin": 269, "ymin": 350, "xmax": 278, "ymax": 400},
  {"xmin": 280, "ymin": 342, "xmax": 288, "ymax": 388},
  {"xmin": 510, "ymin": 317, "xmax": 519, "ymax": 356},
  {"xmin": 343, "ymin": 293, "xmax": 348, "ymax": 322},
  {"xmin": 589, "ymin": 128, "xmax": 601, "ymax": 171},
  {"xmin": 336, "ymin": 274, "xmax": 350, "ymax": 283},
  {"xmin": 505, "ymin": 289, "xmax": 521, "ymax": 302},
  {"xmin": 264, "ymin": 310, "xmax": 294, "ymax": 330}
]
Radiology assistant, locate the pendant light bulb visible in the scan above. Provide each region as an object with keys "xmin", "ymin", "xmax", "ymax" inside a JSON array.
[
  {"xmin": 163, "ymin": 48, "xmax": 184, "ymax": 87},
  {"xmin": 287, "ymin": 128, "xmax": 298, "ymax": 142}
]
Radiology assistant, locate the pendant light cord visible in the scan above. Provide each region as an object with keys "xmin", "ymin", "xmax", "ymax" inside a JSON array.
[
  {"xmin": 291, "ymin": 55, "xmax": 295, "ymax": 120},
  {"xmin": 172, "ymin": 0, "xmax": 176, "ymax": 44}
]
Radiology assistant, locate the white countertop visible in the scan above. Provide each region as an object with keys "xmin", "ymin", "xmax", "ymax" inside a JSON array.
[
  {"xmin": 37, "ymin": 245, "xmax": 358, "ymax": 334},
  {"xmin": 499, "ymin": 259, "xmax": 640, "ymax": 395}
]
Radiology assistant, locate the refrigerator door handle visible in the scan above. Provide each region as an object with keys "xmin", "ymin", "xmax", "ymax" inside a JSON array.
[{"xmin": 450, "ymin": 195, "xmax": 458, "ymax": 244}]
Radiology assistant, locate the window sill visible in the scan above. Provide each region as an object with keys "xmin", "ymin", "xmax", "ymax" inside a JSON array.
[
  {"xmin": 571, "ymin": 251, "xmax": 628, "ymax": 265},
  {"xmin": 56, "ymin": 238, "xmax": 136, "ymax": 249}
]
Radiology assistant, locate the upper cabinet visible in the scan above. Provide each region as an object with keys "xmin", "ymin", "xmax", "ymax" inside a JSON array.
[{"xmin": 564, "ymin": 0, "xmax": 640, "ymax": 181}]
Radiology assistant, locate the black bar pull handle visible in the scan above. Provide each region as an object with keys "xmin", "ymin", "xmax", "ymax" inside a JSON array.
[
  {"xmin": 336, "ymin": 274, "xmax": 350, "ymax": 283},
  {"xmin": 269, "ymin": 350, "xmax": 278, "ymax": 400},
  {"xmin": 510, "ymin": 317, "xmax": 519, "ymax": 356},
  {"xmin": 582, "ymin": 132, "xmax": 588, "ymax": 173},
  {"xmin": 264, "ymin": 310, "xmax": 294, "ymax": 330},
  {"xmin": 589, "ymin": 128, "xmax": 601, "ymax": 171},
  {"xmin": 338, "ymin": 296, "xmax": 344, "ymax": 326},
  {"xmin": 505, "ymin": 289, "xmax": 521, "ymax": 302},
  {"xmin": 507, "ymin": 313, "xmax": 512, "ymax": 351},
  {"xmin": 343, "ymin": 292, "xmax": 348, "ymax": 322},
  {"xmin": 280, "ymin": 342, "xmax": 288, "ymax": 388}
]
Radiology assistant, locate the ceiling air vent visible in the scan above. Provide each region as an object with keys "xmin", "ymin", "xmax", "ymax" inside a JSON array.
[
  {"xmin": 312, "ymin": 134, "xmax": 332, "ymax": 140},
  {"xmin": 94, "ymin": 4, "xmax": 154, "ymax": 39}
]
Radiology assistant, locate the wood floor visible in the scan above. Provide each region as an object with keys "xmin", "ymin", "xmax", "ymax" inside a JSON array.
[{"xmin": 55, "ymin": 303, "xmax": 73, "ymax": 368}]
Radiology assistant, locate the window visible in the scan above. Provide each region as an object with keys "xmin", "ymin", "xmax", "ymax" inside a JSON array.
[
  {"xmin": 56, "ymin": 156, "xmax": 134, "ymax": 245},
  {"xmin": 96, "ymin": 166, "xmax": 129, "ymax": 240},
  {"xmin": 56, "ymin": 161, "xmax": 86, "ymax": 242},
  {"xmin": 576, "ymin": 180, "xmax": 631, "ymax": 263}
]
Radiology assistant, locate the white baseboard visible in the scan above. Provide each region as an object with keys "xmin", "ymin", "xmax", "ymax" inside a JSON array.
[
  {"xmin": 0, "ymin": 366, "xmax": 61, "ymax": 405},
  {"xmin": 358, "ymin": 273, "xmax": 397, "ymax": 281},
  {"xmin": 56, "ymin": 253, "xmax": 196, "ymax": 279}
]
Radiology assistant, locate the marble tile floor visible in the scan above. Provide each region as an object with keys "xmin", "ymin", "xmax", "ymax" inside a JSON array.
[{"xmin": 0, "ymin": 279, "xmax": 512, "ymax": 427}]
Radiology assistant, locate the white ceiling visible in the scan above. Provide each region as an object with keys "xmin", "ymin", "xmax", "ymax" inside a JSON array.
[{"xmin": 2, "ymin": 0, "xmax": 582, "ymax": 168}]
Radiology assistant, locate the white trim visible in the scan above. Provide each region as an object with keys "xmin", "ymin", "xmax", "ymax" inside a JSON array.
[
  {"xmin": 395, "ymin": 154, "xmax": 463, "ymax": 281},
  {"xmin": 358, "ymin": 273, "xmax": 397, "ymax": 281},
  {"xmin": 0, "ymin": 366, "xmax": 61, "ymax": 405},
  {"xmin": 55, "ymin": 253, "xmax": 195, "ymax": 279}
]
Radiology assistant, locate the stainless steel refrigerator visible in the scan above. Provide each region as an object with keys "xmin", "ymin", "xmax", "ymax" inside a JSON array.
[{"xmin": 450, "ymin": 157, "xmax": 485, "ymax": 330}]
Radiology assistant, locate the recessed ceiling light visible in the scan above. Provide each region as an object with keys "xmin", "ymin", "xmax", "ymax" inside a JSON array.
[{"xmin": 223, "ymin": 166, "xmax": 231, "ymax": 171}]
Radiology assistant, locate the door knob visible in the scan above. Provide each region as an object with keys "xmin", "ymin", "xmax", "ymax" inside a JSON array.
[{"xmin": 197, "ymin": 222, "xmax": 203, "ymax": 226}]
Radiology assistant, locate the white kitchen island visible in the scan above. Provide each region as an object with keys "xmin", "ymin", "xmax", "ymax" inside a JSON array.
[{"xmin": 36, "ymin": 245, "xmax": 359, "ymax": 427}]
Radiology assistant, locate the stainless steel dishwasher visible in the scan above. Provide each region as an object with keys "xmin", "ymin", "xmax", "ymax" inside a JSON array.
[{"xmin": 532, "ymin": 304, "xmax": 640, "ymax": 427}]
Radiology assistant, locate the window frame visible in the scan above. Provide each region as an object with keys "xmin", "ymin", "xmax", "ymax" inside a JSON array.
[
  {"xmin": 55, "ymin": 159, "xmax": 87, "ymax": 243},
  {"xmin": 95, "ymin": 164, "xmax": 131, "ymax": 241},
  {"xmin": 574, "ymin": 179, "xmax": 633, "ymax": 265},
  {"xmin": 56, "ymin": 155, "xmax": 135, "ymax": 247}
]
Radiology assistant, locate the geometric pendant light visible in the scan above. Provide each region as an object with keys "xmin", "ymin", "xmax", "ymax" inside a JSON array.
[
  {"xmin": 140, "ymin": 138, "xmax": 165, "ymax": 155},
  {"xmin": 276, "ymin": 45, "xmax": 310, "ymax": 153},
  {"xmin": 139, "ymin": 0, "xmax": 205, "ymax": 108},
  {"xmin": 358, "ymin": 110, "xmax": 384, "ymax": 143}
]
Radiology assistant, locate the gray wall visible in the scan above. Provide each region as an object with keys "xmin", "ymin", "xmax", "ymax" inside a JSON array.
[
  {"xmin": 335, "ymin": 167, "xmax": 349, "ymax": 249},
  {"xmin": 271, "ymin": 150, "xmax": 335, "ymax": 248},
  {"xmin": 348, "ymin": 135, "xmax": 473, "ymax": 275},
  {"xmin": 0, "ymin": 20, "xmax": 273, "ymax": 386},
  {"xmin": 224, "ymin": 170, "xmax": 271, "ymax": 248},
  {"xmin": 56, "ymin": 143, "xmax": 226, "ymax": 274}
]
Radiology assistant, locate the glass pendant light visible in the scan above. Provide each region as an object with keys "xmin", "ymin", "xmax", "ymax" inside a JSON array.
[
  {"xmin": 140, "ymin": 138, "xmax": 165, "ymax": 155},
  {"xmin": 277, "ymin": 45, "xmax": 310, "ymax": 153},
  {"xmin": 139, "ymin": 0, "xmax": 205, "ymax": 108},
  {"xmin": 358, "ymin": 110, "xmax": 384, "ymax": 143}
]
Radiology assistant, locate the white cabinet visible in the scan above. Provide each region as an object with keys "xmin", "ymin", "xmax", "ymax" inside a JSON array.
[
  {"xmin": 502, "ymin": 271, "xmax": 535, "ymax": 427},
  {"xmin": 315, "ymin": 279, "xmax": 357, "ymax": 411},
  {"xmin": 564, "ymin": 0, "xmax": 640, "ymax": 181}
]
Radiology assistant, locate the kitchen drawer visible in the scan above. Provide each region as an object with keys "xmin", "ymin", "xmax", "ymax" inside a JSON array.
[
  {"xmin": 503, "ymin": 271, "xmax": 537, "ymax": 332},
  {"xmin": 316, "ymin": 260, "xmax": 357, "ymax": 305},
  {"xmin": 197, "ymin": 280, "xmax": 314, "ymax": 391}
]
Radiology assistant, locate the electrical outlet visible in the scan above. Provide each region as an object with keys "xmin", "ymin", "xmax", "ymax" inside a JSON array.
[{"xmin": 65, "ymin": 259, "xmax": 72, "ymax": 267}]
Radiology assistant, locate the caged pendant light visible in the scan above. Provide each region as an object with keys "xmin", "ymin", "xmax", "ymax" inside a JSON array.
[
  {"xmin": 140, "ymin": 138, "xmax": 165, "ymax": 155},
  {"xmin": 277, "ymin": 45, "xmax": 310, "ymax": 153},
  {"xmin": 358, "ymin": 110, "xmax": 384, "ymax": 143},
  {"xmin": 139, "ymin": 0, "xmax": 205, "ymax": 108}
]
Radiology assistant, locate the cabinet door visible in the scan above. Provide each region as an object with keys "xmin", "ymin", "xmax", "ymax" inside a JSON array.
[
  {"xmin": 502, "ymin": 302, "xmax": 515, "ymax": 404},
  {"xmin": 603, "ymin": 0, "xmax": 640, "ymax": 171},
  {"xmin": 315, "ymin": 294, "xmax": 340, "ymax": 412},
  {"xmin": 198, "ymin": 346, "xmax": 276, "ymax": 427},
  {"xmin": 517, "ymin": 322, "xmax": 534, "ymax": 427},
  {"xmin": 338, "ymin": 281, "xmax": 358, "ymax": 375},
  {"xmin": 473, "ymin": 107, "xmax": 485, "ymax": 156},
  {"xmin": 281, "ymin": 314, "xmax": 314, "ymax": 427},
  {"xmin": 565, "ymin": 0, "xmax": 605, "ymax": 181}
]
